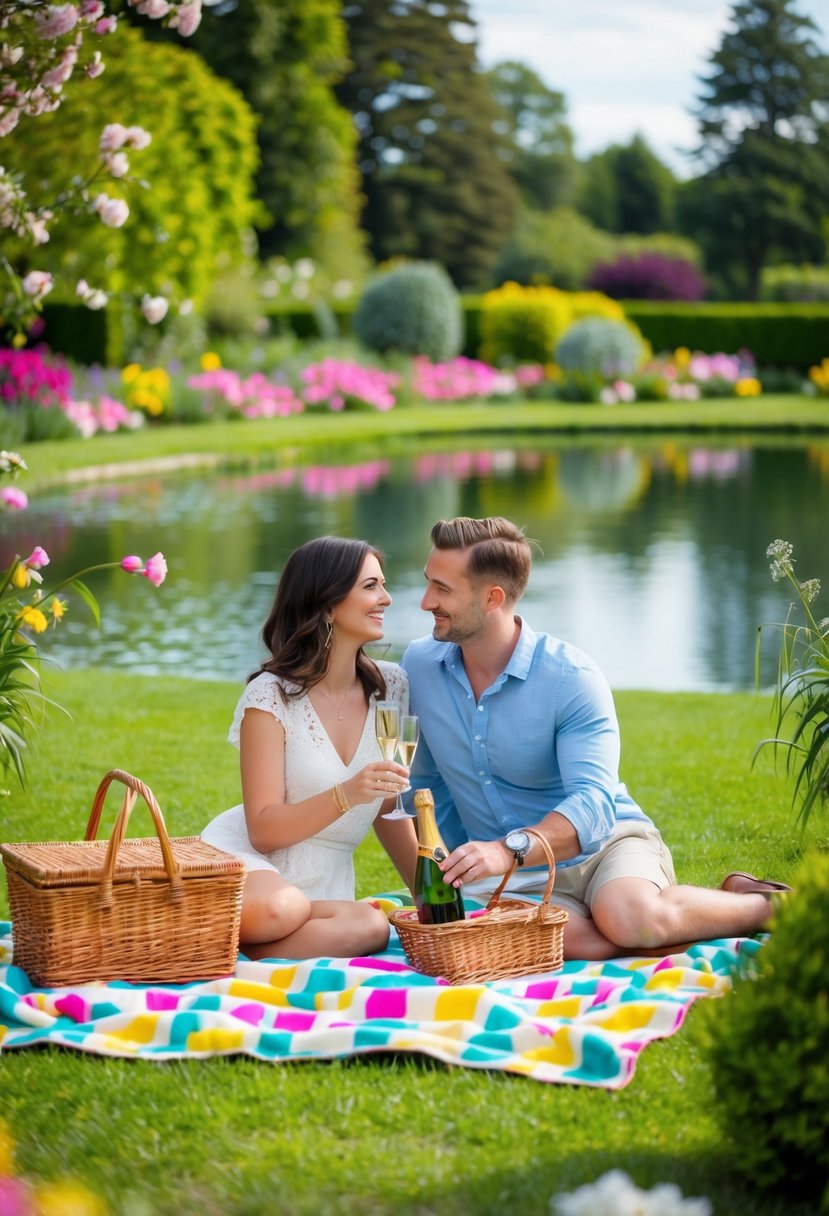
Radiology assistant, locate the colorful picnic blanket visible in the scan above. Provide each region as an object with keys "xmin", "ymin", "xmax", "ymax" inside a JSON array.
[{"xmin": 0, "ymin": 910, "xmax": 759, "ymax": 1089}]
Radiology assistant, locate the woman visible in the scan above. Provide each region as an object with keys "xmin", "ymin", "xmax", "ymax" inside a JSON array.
[{"xmin": 202, "ymin": 536, "xmax": 417, "ymax": 959}]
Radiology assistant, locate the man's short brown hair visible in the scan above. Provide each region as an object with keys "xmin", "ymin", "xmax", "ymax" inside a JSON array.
[{"xmin": 430, "ymin": 516, "xmax": 533, "ymax": 603}]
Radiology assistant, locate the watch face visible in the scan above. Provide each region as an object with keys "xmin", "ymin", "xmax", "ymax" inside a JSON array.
[{"xmin": 505, "ymin": 830, "xmax": 530, "ymax": 853}]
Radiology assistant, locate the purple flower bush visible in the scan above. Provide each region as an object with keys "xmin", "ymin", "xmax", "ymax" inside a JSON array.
[{"xmin": 589, "ymin": 253, "xmax": 706, "ymax": 302}]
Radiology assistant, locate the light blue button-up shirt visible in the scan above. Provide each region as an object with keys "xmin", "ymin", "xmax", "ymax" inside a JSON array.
[{"xmin": 401, "ymin": 618, "xmax": 650, "ymax": 869}]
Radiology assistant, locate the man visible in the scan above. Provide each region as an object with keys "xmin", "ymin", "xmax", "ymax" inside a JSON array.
[{"xmin": 402, "ymin": 515, "xmax": 790, "ymax": 960}]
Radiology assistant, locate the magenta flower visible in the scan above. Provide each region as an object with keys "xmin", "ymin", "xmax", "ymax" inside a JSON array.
[
  {"xmin": 142, "ymin": 552, "xmax": 168, "ymax": 587},
  {"xmin": 24, "ymin": 546, "xmax": 49, "ymax": 569},
  {"xmin": 0, "ymin": 486, "xmax": 28, "ymax": 511},
  {"xmin": 120, "ymin": 555, "xmax": 143, "ymax": 573}
]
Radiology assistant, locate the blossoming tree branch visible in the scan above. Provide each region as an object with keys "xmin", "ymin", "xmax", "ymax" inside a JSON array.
[{"xmin": 0, "ymin": 0, "xmax": 202, "ymax": 338}]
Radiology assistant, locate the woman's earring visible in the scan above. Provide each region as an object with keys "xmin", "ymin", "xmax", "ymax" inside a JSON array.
[{"xmin": 325, "ymin": 618, "xmax": 333, "ymax": 649}]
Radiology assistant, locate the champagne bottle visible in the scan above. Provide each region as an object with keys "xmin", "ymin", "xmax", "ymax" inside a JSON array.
[{"xmin": 412, "ymin": 788, "xmax": 466, "ymax": 925}]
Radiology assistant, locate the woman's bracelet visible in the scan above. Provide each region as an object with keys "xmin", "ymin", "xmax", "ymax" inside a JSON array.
[{"xmin": 332, "ymin": 782, "xmax": 350, "ymax": 815}]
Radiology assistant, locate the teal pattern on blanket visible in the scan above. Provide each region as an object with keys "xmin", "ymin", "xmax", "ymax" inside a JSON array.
[{"xmin": 0, "ymin": 910, "xmax": 761, "ymax": 1089}]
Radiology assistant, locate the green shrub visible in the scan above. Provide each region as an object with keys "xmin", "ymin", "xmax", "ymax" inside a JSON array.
[
  {"xmin": 761, "ymin": 264, "xmax": 829, "ymax": 303},
  {"xmin": 554, "ymin": 317, "xmax": 645, "ymax": 376},
  {"xmin": 352, "ymin": 262, "xmax": 463, "ymax": 361},
  {"xmin": 621, "ymin": 302, "xmax": 829, "ymax": 371},
  {"xmin": 701, "ymin": 852, "xmax": 829, "ymax": 1206}
]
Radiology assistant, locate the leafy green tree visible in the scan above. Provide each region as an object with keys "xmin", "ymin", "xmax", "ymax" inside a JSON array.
[
  {"xmin": 483, "ymin": 60, "xmax": 578, "ymax": 210},
  {"xmin": 2, "ymin": 24, "xmax": 261, "ymax": 314},
  {"xmin": 680, "ymin": 0, "xmax": 829, "ymax": 298},
  {"xmin": 578, "ymin": 135, "xmax": 677, "ymax": 234},
  {"xmin": 335, "ymin": 0, "xmax": 518, "ymax": 289},
  {"xmin": 150, "ymin": 0, "xmax": 368, "ymax": 279}
]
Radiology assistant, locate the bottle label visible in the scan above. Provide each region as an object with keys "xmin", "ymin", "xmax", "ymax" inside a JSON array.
[{"xmin": 417, "ymin": 845, "xmax": 446, "ymax": 862}]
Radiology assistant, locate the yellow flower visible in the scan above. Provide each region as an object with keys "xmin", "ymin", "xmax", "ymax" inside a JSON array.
[
  {"xmin": 11, "ymin": 562, "xmax": 31, "ymax": 589},
  {"xmin": 147, "ymin": 367, "xmax": 170, "ymax": 392},
  {"xmin": 121, "ymin": 363, "xmax": 142, "ymax": 385},
  {"xmin": 18, "ymin": 605, "xmax": 48, "ymax": 633},
  {"xmin": 200, "ymin": 351, "xmax": 222, "ymax": 371},
  {"xmin": 33, "ymin": 1179, "xmax": 108, "ymax": 1216},
  {"xmin": 12, "ymin": 332, "xmax": 27, "ymax": 349},
  {"xmin": 130, "ymin": 388, "xmax": 165, "ymax": 415},
  {"xmin": 674, "ymin": 347, "xmax": 691, "ymax": 368},
  {"xmin": 0, "ymin": 1120, "xmax": 14, "ymax": 1173},
  {"xmin": 50, "ymin": 598, "xmax": 68, "ymax": 623},
  {"xmin": 735, "ymin": 377, "xmax": 762, "ymax": 397}
]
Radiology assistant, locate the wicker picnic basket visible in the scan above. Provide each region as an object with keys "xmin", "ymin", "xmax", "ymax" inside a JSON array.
[
  {"xmin": 0, "ymin": 768, "xmax": 245, "ymax": 987},
  {"xmin": 389, "ymin": 829, "xmax": 568, "ymax": 984}
]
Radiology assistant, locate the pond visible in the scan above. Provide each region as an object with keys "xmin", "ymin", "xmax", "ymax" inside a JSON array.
[{"xmin": 4, "ymin": 436, "xmax": 828, "ymax": 691}]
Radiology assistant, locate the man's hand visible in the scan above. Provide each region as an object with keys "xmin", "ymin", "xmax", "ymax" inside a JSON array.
[{"xmin": 439, "ymin": 839, "xmax": 513, "ymax": 887}]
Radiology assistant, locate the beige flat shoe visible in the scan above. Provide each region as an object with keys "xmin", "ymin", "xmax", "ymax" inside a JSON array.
[{"xmin": 720, "ymin": 870, "xmax": 793, "ymax": 896}]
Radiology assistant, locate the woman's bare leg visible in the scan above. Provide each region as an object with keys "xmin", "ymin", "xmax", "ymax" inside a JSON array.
[{"xmin": 240, "ymin": 873, "xmax": 390, "ymax": 959}]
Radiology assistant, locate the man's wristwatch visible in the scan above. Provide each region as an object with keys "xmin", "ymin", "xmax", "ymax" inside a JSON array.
[{"xmin": 504, "ymin": 829, "xmax": 531, "ymax": 867}]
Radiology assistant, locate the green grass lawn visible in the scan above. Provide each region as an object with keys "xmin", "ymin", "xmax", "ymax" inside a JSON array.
[
  {"xmin": 21, "ymin": 393, "xmax": 829, "ymax": 489},
  {"xmin": 0, "ymin": 669, "xmax": 819, "ymax": 1216}
]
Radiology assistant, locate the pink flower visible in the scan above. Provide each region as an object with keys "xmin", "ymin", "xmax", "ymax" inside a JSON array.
[
  {"xmin": 99, "ymin": 123, "xmax": 128, "ymax": 152},
  {"xmin": 94, "ymin": 194, "xmax": 129, "ymax": 228},
  {"xmin": 0, "ymin": 486, "xmax": 28, "ymax": 511},
  {"xmin": 86, "ymin": 52, "xmax": 105, "ymax": 78},
  {"xmin": 35, "ymin": 5, "xmax": 79, "ymax": 40},
  {"xmin": 170, "ymin": 0, "xmax": 202, "ymax": 36},
  {"xmin": 105, "ymin": 151, "xmax": 129, "ymax": 178},
  {"xmin": 80, "ymin": 0, "xmax": 105, "ymax": 17},
  {"xmin": 94, "ymin": 16, "xmax": 117, "ymax": 34},
  {"xmin": 21, "ymin": 271, "xmax": 53, "ymax": 301},
  {"xmin": 124, "ymin": 126, "xmax": 152, "ymax": 150},
  {"xmin": 24, "ymin": 546, "xmax": 50, "ymax": 569},
  {"xmin": 143, "ymin": 553, "xmax": 167, "ymax": 587},
  {"xmin": 120, "ymin": 555, "xmax": 144, "ymax": 573}
]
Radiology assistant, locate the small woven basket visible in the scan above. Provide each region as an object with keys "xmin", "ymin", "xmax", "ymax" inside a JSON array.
[
  {"xmin": 1, "ymin": 769, "xmax": 245, "ymax": 987},
  {"xmin": 389, "ymin": 829, "xmax": 567, "ymax": 984}
]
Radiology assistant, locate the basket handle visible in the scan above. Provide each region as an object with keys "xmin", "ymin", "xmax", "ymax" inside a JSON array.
[
  {"xmin": 84, "ymin": 769, "xmax": 182, "ymax": 907},
  {"xmin": 485, "ymin": 827, "xmax": 557, "ymax": 912}
]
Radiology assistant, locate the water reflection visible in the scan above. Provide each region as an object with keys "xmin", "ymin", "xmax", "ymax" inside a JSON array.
[{"xmin": 3, "ymin": 438, "xmax": 828, "ymax": 691}]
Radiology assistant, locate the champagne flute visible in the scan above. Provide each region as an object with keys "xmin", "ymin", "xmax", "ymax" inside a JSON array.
[
  {"xmin": 383, "ymin": 713, "xmax": 419, "ymax": 820},
  {"xmin": 374, "ymin": 700, "xmax": 400, "ymax": 766}
]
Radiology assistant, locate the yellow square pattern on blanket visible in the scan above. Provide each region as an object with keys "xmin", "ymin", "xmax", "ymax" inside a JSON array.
[
  {"xmin": 187, "ymin": 1027, "xmax": 246, "ymax": 1053},
  {"xmin": 106, "ymin": 1015, "xmax": 160, "ymax": 1044},
  {"xmin": 434, "ymin": 987, "xmax": 483, "ymax": 1022}
]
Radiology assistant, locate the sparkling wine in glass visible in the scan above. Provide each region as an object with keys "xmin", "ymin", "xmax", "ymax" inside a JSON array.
[
  {"xmin": 374, "ymin": 701, "xmax": 400, "ymax": 763},
  {"xmin": 383, "ymin": 713, "xmax": 419, "ymax": 820}
]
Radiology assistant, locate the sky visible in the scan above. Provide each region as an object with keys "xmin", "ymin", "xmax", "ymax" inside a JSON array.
[{"xmin": 468, "ymin": 0, "xmax": 829, "ymax": 178}]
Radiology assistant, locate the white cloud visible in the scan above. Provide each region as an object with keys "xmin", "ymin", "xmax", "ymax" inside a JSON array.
[{"xmin": 469, "ymin": 0, "xmax": 829, "ymax": 177}]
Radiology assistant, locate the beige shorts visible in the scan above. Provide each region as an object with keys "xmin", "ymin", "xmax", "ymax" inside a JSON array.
[{"xmin": 464, "ymin": 819, "xmax": 676, "ymax": 918}]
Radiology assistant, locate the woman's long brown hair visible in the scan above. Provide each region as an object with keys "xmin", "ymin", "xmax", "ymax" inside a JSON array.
[{"xmin": 250, "ymin": 536, "xmax": 387, "ymax": 702}]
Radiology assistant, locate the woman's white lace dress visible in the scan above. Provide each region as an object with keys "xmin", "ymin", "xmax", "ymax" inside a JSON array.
[{"xmin": 201, "ymin": 661, "xmax": 408, "ymax": 901}]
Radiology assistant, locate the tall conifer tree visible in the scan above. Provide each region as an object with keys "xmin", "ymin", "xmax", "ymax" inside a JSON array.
[
  {"xmin": 336, "ymin": 0, "xmax": 518, "ymax": 288},
  {"xmin": 680, "ymin": 0, "xmax": 829, "ymax": 297}
]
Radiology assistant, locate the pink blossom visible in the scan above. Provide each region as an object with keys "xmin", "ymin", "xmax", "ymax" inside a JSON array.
[
  {"xmin": 94, "ymin": 16, "xmax": 118, "ymax": 34},
  {"xmin": 21, "ymin": 270, "xmax": 53, "ymax": 301},
  {"xmin": 94, "ymin": 193, "xmax": 129, "ymax": 227},
  {"xmin": 120, "ymin": 555, "xmax": 144, "ymax": 573},
  {"xmin": 100, "ymin": 123, "xmax": 128, "ymax": 152},
  {"xmin": 0, "ymin": 107, "xmax": 20, "ymax": 136},
  {"xmin": 124, "ymin": 125, "xmax": 151, "ymax": 150},
  {"xmin": 170, "ymin": 0, "xmax": 202, "ymax": 36},
  {"xmin": 35, "ymin": 5, "xmax": 79, "ymax": 40},
  {"xmin": 0, "ymin": 486, "xmax": 28, "ymax": 510},
  {"xmin": 99, "ymin": 122, "xmax": 127, "ymax": 151},
  {"xmin": 80, "ymin": 0, "xmax": 106, "ymax": 17},
  {"xmin": 24, "ymin": 546, "xmax": 50, "ymax": 569},
  {"xmin": 141, "ymin": 295, "xmax": 168, "ymax": 325},
  {"xmin": 134, "ymin": 0, "xmax": 171, "ymax": 17},
  {"xmin": 143, "ymin": 552, "xmax": 168, "ymax": 587},
  {"xmin": 105, "ymin": 151, "xmax": 129, "ymax": 178},
  {"xmin": 86, "ymin": 52, "xmax": 105, "ymax": 78}
]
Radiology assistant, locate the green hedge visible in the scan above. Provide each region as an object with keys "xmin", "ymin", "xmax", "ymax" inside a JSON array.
[
  {"xmin": 621, "ymin": 302, "xmax": 829, "ymax": 370},
  {"xmin": 4, "ymin": 303, "xmax": 109, "ymax": 366}
]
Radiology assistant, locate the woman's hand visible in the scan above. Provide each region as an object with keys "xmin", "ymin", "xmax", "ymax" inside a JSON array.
[{"xmin": 343, "ymin": 760, "xmax": 410, "ymax": 808}]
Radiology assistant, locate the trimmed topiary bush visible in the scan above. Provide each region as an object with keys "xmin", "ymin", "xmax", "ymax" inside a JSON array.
[
  {"xmin": 589, "ymin": 252, "xmax": 706, "ymax": 301},
  {"xmin": 701, "ymin": 852, "xmax": 829, "ymax": 1206},
  {"xmin": 554, "ymin": 317, "xmax": 645, "ymax": 376},
  {"xmin": 353, "ymin": 262, "xmax": 463, "ymax": 362}
]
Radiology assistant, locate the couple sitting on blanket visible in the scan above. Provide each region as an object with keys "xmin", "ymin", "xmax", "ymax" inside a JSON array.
[{"xmin": 201, "ymin": 515, "xmax": 791, "ymax": 964}]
